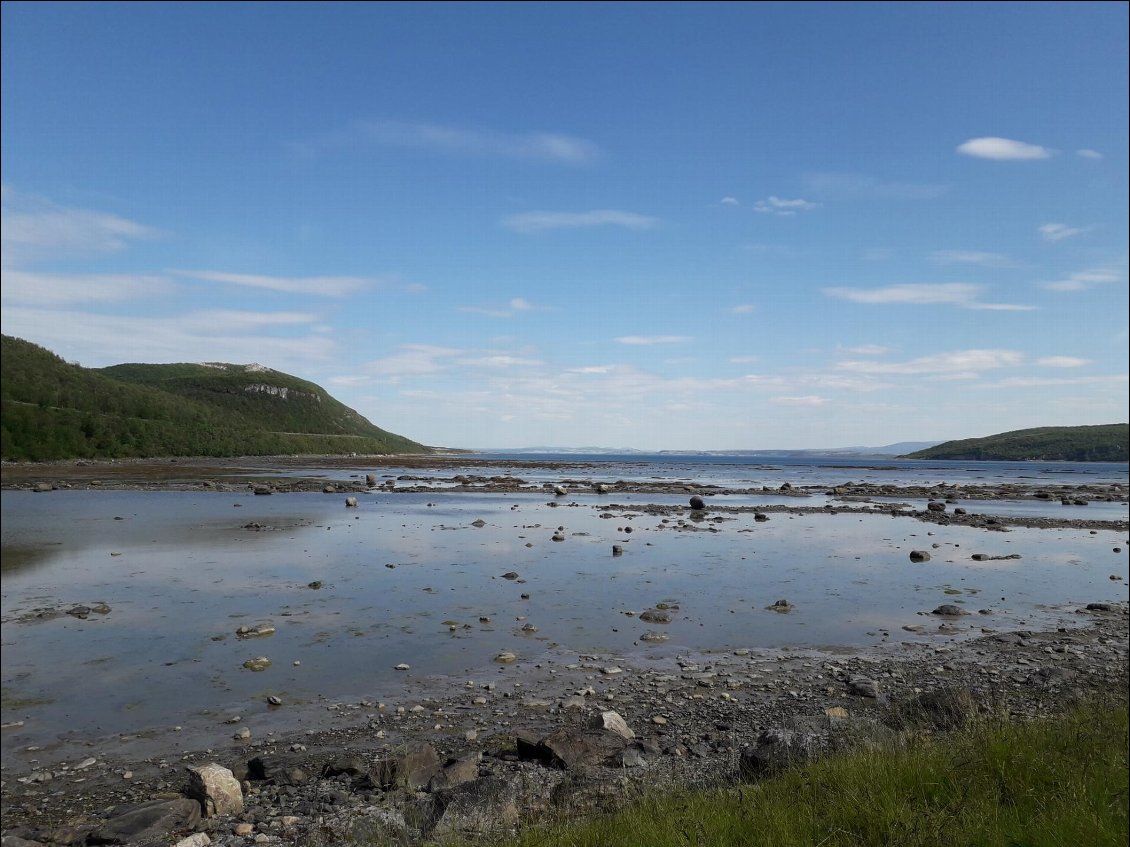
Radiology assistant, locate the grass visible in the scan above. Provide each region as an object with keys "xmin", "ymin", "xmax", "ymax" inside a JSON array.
[{"xmin": 495, "ymin": 696, "xmax": 1129, "ymax": 847}]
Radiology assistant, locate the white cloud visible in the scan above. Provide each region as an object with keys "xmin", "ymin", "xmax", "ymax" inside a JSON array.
[
  {"xmin": 1, "ymin": 187, "xmax": 157, "ymax": 265},
  {"xmin": 980, "ymin": 374, "xmax": 1127, "ymax": 389},
  {"xmin": 956, "ymin": 137, "xmax": 1052, "ymax": 161},
  {"xmin": 170, "ymin": 269, "xmax": 373, "ymax": 297},
  {"xmin": 840, "ymin": 344, "xmax": 891, "ymax": 355},
  {"xmin": 1076, "ymin": 149, "xmax": 1103, "ymax": 160},
  {"xmin": 720, "ymin": 196, "xmax": 739, "ymax": 206},
  {"xmin": 1038, "ymin": 222, "xmax": 1086, "ymax": 242},
  {"xmin": 730, "ymin": 304, "xmax": 755, "ymax": 314},
  {"xmin": 753, "ymin": 196, "xmax": 820, "ymax": 216},
  {"xmin": 501, "ymin": 209, "xmax": 659, "ymax": 233},
  {"xmin": 1037, "ymin": 356, "xmax": 1090, "ymax": 368},
  {"xmin": 837, "ymin": 349, "xmax": 1024, "ymax": 376},
  {"xmin": 567, "ymin": 365, "xmax": 614, "ymax": 374},
  {"xmin": 292, "ymin": 120, "xmax": 601, "ymax": 166},
  {"xmin": 823, "ymin": 283, "xmax": 1034, "ymax": 311},
  {"xmin": 1041, "ymin": 266, "xmax": 1123, "ymax": 292},
  {"xmin": 0, "ymin": 269, "xmax": 174, "ymax": 305},
  {"xmin": 363, "ymin": 344, "xmax": 463, "ymax": 379},
  {"xmin": 177, "ymin": 310, "xmax": 321, "ymax": 331},
  {"xmin": 458, "ymin": 355, "xmax": 543, "ymax": 368},
  {"xmin": 729, "ymin": 355, "xmax": 759, "ymax": 364},
  {"xmin": 459, "ymin": 297, "xmax": 551, "ymax": 318},
  {"xmin": 614, "ymin": 335, "xmax": 693, "ymax": 345},
  {"xmin": 928, "ymin": 250, "xmax": 1019, "ymax": 268},
  {"xmin": 770, "ymin": 395, "xmax": 829, "ymax": 407},
  {"xmin": 0, "ymin": 306, "xmax": 339, "ymax": 370}
]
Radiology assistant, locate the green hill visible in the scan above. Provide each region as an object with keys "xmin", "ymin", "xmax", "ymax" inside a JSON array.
[
  {"xmin": 901, "ymin": 424, "xmax": 1128, "ymax": 462},
  {"xmin": 0, "ymin": 335, "xmax": 430, "ymax": 461}
]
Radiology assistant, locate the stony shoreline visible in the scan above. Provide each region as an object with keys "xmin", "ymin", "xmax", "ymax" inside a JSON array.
[
  {"xmin": 2, "ymin": 459, "xmax": 1127, "ymax": 846},
  {"xmin": 2, "ymin": 603, "xmax": 1126, "ymax": 846}
]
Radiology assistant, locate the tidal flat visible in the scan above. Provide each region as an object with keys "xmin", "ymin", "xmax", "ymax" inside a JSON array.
[{"xmin": 1, "ymin": 455, "xmax": 1127, "ymax": 844}]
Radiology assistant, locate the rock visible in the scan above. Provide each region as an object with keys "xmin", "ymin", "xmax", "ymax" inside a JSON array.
[
  {"xmin": 739, "ymin": 728, "xmax": 822, "ymax": 778},
  {"xmin": 173, "ymin": 833, "xmax": 211, "ymax": 847},
  {"xmin": 428, "ymin": 752, "xmax": 482, "ymax": 792},
  {"xmin": 241, "ymin": 657, "xmax": 271, "ymax": 672},
  {"xmin": 539, "ymin": 726, "xmax": 630, "ymax": 769},
  {"xmin": 322, "ymin": 756, "xmax": 368, "ymax": 778},
  {"xmin": 550, "ymin": 771, "xmax": 631, "ymax": 814},
  {"xmin": 769, "ymin": 599, "xmax": 792, "ymax": 611},
  {"xmin": 926, "ymin": 501, "xmax": 946, "ymax": 512},
  {"xmin": 494, "ymin": 652, "xmax": 517, "ymax": 664},
  {"xmin": 88, "ymin": 798, "xmax": 201, "ymax": 845},
  {"xmin": 370, "ymin": 743, "xmax": 442, "ymax": 790},
  {"xmin": 554, "ymin": 485, "xmax": 568, "ymax": 497},
  {"xmin": 423, "ymin": 776, "xmax": 520, "ymax": 838},
  {"xmin": 909, "ymin": 550, "xmax": 931, "ymax": 562},
  {"xmin": 186, "ymin": 763, "xmax": 243, "ymax": 817},
  {"xmin": 847, "ymin": 677, "xmax": 879, "ymax": 698},
  {"xmin": 639, "ymin": 630, "xmax": 669, "ymax": 643},
  {"xmin": 639, "ymin": 608, "xmax": 672, "ymax": 624},
  {"xmin": 1086, "ymin": 602, "xmax": 1116, "ymax": 612},
  {"xmin": 689, "ymin": 495, "xmax": 706, "ymax": 510},
  {"xmin": 471, "ymin": 519, "xmax": 486, "ymax": 528},
  {"xmin": 252, "ymin": 485, "xmax": 272, "ymax": 496},
  {"xmin": 345, "ymin": 496, "xmax": 358, "ymax": 508},
  {"xmin": 501, "ymin": 571, "xmax": 519, "ymax": 580},
  {"xmin": 931, "ymin": 605, "xmax": 968, "ymax": 617},
  {"xmin": 754, "ymin": 512, "xmax": 769, "ymax": 522},
  {"xmin": 589, "ymin": 710, "xmax": 635, "ymax": 739},
  {"xmin": 395, "ymin": 663, "xmax": 410, "ymax": 670},
  {"xmin": 892, "ymin": 687, "xmax": 978, "ymax": 730},
  {"xmin": 612, "ymin": 544, "xmax": 623, "ymax": 556},
  {"xmin": 366, "ymin": 474, "xmax": 377, "ymax": 486},
  {"xmin": 551, "ymin": 531, "xmax": 565, "ymax": 542}
]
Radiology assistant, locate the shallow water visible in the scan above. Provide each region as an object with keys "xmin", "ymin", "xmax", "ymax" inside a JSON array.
[{"xmin": 2, "ymin": 479, "xmax": 1127, "ymax": 761}]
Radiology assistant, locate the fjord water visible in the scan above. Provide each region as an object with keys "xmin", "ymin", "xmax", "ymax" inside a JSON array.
[{"xmin": 1, "ymin": 456, "xmax": 1127, "ymax": 762}]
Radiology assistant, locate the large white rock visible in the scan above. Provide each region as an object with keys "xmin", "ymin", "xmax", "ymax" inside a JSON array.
[
  {"xmin": 589, "ymin": 710, "xmax": 635, "ymax": 740},
  {"xmin": 186, "ymin": 762, "xmax": 243, "ymax": 817}
]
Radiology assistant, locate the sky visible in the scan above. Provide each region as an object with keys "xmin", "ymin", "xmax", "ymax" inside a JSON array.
[{"xmin": 1, "ymin": 1, "xmax": 1127, "ymax": 451}]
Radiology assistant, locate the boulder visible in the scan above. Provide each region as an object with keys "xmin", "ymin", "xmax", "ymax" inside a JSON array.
[
  {"xmin": 185, "ymin": 763, "xmax": 243, "ymax": 817},
  {"xmin": 87, "ymin": 798, "xmax": 201, "ymax": 845},
  {"xmin": 423, "ymin": 776, "xmax": 520, "ymax": 838},
  {"xmin": 689, "ymin": 495, "xmax": 706, "ymax": 510},
  {"xmin": 588, "ymin": 710, "xmax": 635, "ymax": 740},
  {"xmin": 369, "ymin": 743, "xmax": 442, "ymax": 790},
  {"xmin": 909, "ymin": 550, "xmax": 931, "ymax": 562}
]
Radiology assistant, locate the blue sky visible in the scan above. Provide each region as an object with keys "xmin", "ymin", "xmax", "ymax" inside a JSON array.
[{"xmin": 2, "ymin": 2, "xmax": 1127, "ymax": 450}]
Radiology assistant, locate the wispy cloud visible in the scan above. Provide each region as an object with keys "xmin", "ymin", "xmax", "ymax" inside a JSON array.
[
  {"xmin": 1, "ymin": 186, "xmax": 157, "ymax": 266},
  {"xmin": 291, "ymin": 120, "xmax": 601, "ymax": 166},
  {"xmin": 837, "ymin": 348, "xmax": 1024, "ymax": 376},
  {"xmin": 362, "ymin": 344, "xmax": 463, "ymax": 380},
  {"xmin": 615, "ymin": 335, "xmax": 693, "ymax": 345},
  {"xmin": 1076, "ymin": 149, "xmax": 1103, "ymax": 160},
  {"xmin": 1041, "ymin": 266, "xmax": 1123, "ymax": 292},
  {"xmin": 0, "ymin": 306, "xmax": 339, "ymax": 370},
  {"xmin": 770, "ymin": 395, "xmax": 829, "ymax": 407},
  {"xmin": 753, "ymin": 196, "xmax": 819, "ymax": 216},
  {"xmin": 840, "ymin": 344, "xmax": 891, "ymax": 355},
  {"xmin": 170, "ymin": 269, "xmax": 373, "ymax": 297},
  {"xmin": 1038, "ymin": 222, "xmax": 1086, "ymax": 242},
  {"xmin": 719, "ymin": 196, "xmax": 740, "ymax": 206},
  {"xmin": 730, "ymin": 304, "xmax": 755, "ymax": 314},
  {"xmin": 1037, "ymin": 356, "xmax": 1090, "ymax": 368},
  {"xmin": 501, "ymin": 209, "xmax": 659, "ymax": 233},
  {"xmin": 459, "ymin": 297, "xmax": 552, "ymax": 318},
  {"xmin": 928, "ymin": 250, "xmax": 1020, "ymax": 268},
  {"xmin": 979, "ymin": 374, "xmax": 1127, "ymax": 389},
  {"xmin": 823, "ymin": 283, "xmax": 1034, "ymax": 311},
  {"xmin": 956, "ymin": 137, "xmax": 1052, "ymax": 161},
  {"xmin": 0, "ymin": 269, "xmax": 174, "ymax": 305},
  {"xmin": 801, "ymin": 173, "xmax": 948, "ymax": 200}
]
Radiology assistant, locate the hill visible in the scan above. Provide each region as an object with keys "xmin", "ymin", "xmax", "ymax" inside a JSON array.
[
  {"xmin": 0, "ymin": 335, "xmax": 429, "ymax": 461},
  {"xmin": 901, "ymin": 424, "xmax": 1128, "ymax": 462}
]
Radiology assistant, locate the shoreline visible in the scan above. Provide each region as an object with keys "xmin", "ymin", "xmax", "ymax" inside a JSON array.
[
  {"xmin": 2, "ymin": 459, "xmax": 1128, "ymax": 844},
  {"xmin": 2, "ymin": 603, "xmax": 1126, "ymax": 844}
]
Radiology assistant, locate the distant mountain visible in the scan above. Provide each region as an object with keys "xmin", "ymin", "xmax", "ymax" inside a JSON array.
[
  {"xmin": 901, "ymin": 425, "xmax": 1128, "ymax": 462},
  {"xmin": 0, "ymin": 335, "xmax": 429, "ymax": 461}
]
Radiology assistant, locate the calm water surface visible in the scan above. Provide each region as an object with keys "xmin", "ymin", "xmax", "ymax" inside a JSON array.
[{"xmin": 2, "ymin": 457, "xmax": 1126, "ymax": 762}]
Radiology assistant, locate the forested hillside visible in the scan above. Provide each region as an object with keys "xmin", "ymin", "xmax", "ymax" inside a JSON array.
[{"xmin": 0, "ymin": 335, "xmax": 429, "ymax": 460}]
